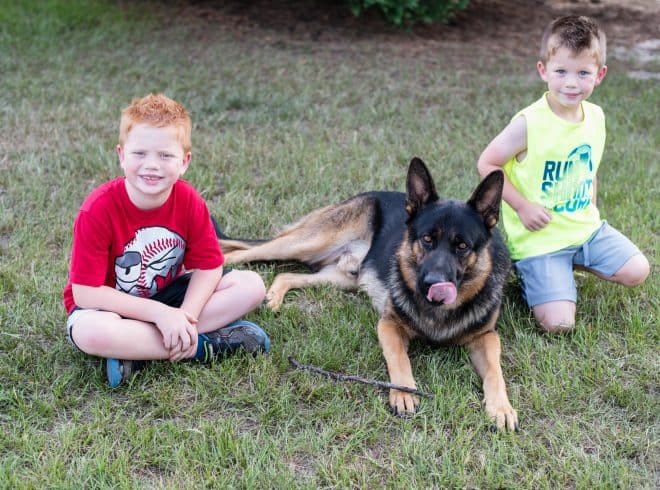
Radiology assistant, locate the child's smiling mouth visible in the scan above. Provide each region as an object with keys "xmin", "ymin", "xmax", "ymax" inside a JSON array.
[{"xmin": 140, "ymin": 175, "xmax": 163, "ymax": 184}]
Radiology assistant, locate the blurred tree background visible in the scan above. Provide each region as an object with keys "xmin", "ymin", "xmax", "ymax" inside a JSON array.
[{"xmin": 347, "ymin": 0, "xmax": 470, "ymax": 26}]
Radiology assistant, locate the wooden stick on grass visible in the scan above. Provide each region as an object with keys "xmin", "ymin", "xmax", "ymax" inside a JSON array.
[{"xmin": 288, "ymin": 356, "xmax": 433, "ymax": 398}]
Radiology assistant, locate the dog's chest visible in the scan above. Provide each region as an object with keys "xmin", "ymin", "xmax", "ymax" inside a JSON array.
[{"xmin": 357, "ymin": 268, "xmax": 389, "ymax": 314}]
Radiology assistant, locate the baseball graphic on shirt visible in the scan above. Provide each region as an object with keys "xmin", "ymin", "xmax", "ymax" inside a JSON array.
[{"xmin": 114, "ymin": 226, "xmax": 186, "ymax": 297}]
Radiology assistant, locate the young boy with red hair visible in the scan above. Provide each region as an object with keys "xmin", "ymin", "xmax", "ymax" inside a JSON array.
[{"xmin": 63, "ymin": 93, "xmax": 269, "ymax": 387}]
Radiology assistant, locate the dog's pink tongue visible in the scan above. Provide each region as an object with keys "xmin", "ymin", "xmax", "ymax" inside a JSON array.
[{"xmin": 427, "ymin": 282, "xmax": 457, "ymax": 304}]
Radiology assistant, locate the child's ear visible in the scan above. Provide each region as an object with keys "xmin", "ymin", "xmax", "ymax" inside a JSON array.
[
  {"xmin": 179, "ymin": 152, "xmax": 192, "ymax": 176},
  {"xmin": 595, "ymin": 65, "xmax": 607, "ymax": 85},
  {"xmin": 116, "ymin": 145, "xmax": 124, "ymax": 162},
  {"xmin": 537, "ymin": 61, "xmax": 548, "ymax": 82}
]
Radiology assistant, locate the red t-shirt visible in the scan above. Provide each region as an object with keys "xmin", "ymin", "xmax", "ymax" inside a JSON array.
[{"xmin": 63, "ymin": 177, "xmax": 224, "ymax": 314}]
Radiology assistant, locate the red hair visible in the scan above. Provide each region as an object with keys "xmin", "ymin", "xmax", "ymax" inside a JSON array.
[{"xmin": 119, "ymin": 93, "xmax": 192, "ymax": 153}]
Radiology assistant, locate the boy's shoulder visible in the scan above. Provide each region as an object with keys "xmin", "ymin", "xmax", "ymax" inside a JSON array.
[
  {"xmin": 172, "ymin": 179, "xmax": 205, "ymax": 204},
  {"xmin": 582, "ymin": 99, "xmax": 605, "ymax": 120},
  {"xmin": 80, "ymin": 177, "xmax": 125, "ymax": 213},
  {"xmin": 174, "ymin": 178, "xmax": 197, "ymax": 193},
  {"xmin": 514, "ymin": 94, "xmax": 550, "ymax": 119}
]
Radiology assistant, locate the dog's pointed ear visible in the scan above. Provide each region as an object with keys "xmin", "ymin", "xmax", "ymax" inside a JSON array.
[
  {"xmin": 406, "ymin": 157, "xmax": 439, "ymax": 216},
  {"xmin": 468, "ymin": 170, "xmax": 504, "ymax": 229}
]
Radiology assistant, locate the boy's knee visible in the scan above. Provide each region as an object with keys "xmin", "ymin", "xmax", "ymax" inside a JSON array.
[
  {"xmin": 71, "ymin": 323, "xmax": 112, "ymax": 355},
  {"xmin": 237, "ymin": 270, "xmax": 267, "ymax": 305},
  {"xmin": 613, "ymin": 254, "xmax": 650, "ymax": 287},
  {"xmin": 533, "ymin": 302, "xmax": 576, "ymax": 334}
]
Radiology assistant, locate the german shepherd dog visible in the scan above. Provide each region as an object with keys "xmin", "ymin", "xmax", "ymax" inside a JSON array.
[{"xmin": 220, "ymin": 157, "xmax": 518, "ymax": 430}]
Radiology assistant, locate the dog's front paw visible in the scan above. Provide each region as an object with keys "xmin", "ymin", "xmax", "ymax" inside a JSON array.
[
  {"xmin": 389, "ymin": 389, "xmax": 419, "ymax": 416},
  {"xmin": 484, "ymin": 398, "xmax": 519, "ymax": 431}
]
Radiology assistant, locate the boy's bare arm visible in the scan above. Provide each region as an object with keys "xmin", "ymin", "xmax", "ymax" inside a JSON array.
[
  {"xmin": 71, "ymin": 283, "xmax": 198, "ymax": 352},
  {"xmin": 477, "ymin": 116, "xmax": 528, "ymax": 208},
  {"xmin": 72, "ymin": 283, "xmax": 171, "ymax": 322},
  {"xmin": 180, "ymin": 265, "xmax": 224, "ymax": 320},
  {"xmin": 477, "ymin": 116, "xmax": 551, "ymax": 231},
  {"xmin": 592, "ymin": 176, "xmax": 597, "ymax": 207}
]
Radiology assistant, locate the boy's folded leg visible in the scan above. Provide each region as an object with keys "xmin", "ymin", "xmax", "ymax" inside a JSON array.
[
  {"xmin": 106, "ymin": 358, "xmax": 146, "ymax": 388},
  {"xmin": 196, "ymin": 320, "xmax": 270, "ymax": 363}
]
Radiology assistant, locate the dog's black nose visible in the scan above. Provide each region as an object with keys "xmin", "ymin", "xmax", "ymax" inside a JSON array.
[{"xmin": 423, "ymin": 273, "xmax": 447, "ymax": 289}]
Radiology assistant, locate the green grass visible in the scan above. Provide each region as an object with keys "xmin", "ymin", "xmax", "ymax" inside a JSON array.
[{"xmin": 1, "ymin": 1, "xmax": 658, "ymax": 488}]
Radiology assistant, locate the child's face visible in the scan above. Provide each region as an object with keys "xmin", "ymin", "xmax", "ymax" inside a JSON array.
[
  {"xmin": 537, "ymin": 46, "xmax": 607, "ymax": 115},
  {"xmin": 117, "ymin": 124, "xmax": 191, "ymax": 209}
]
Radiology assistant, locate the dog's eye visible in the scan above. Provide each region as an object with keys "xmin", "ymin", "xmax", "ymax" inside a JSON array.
[
  {"xmin": 456, "ymin": 242, "xmax": 469, "ymax": 253},
  {"xmin": 419, "ymin": 235, "xmax": 433, "ymax": 249}
]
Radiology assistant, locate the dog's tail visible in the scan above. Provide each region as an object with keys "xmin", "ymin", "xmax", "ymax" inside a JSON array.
[
  {"xmin": 211, "ymin": 216, "xmax": 230, "ymax": 239},
  {"xmin": 212, "ymin": 216, "xmax": 268, "ymax": 252}
]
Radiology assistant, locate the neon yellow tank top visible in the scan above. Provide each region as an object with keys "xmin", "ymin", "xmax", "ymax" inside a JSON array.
[{"xmin": 502, "ymin": 93, "xmax": 605, "ymax": 260}]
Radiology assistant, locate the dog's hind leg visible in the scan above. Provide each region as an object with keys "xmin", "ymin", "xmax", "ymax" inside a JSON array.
[
  {"xmin": 266, "ymin": 263, "xmax": 359, "ymax": 311},
  {"xmin": 219, "ymin": 238, "xmax": 265, "ymax": 254},
  {"xmin": 223, "ymin": 231, "xmax": 342, "ymax": 265},
  {"xmin": 220, "ymin": 195, "xmax": 376, "ymax": 267}
]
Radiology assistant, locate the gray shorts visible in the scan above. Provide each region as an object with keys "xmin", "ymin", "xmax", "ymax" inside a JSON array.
[{"xmin": 514, "ymin": 221, "xmax": 642, "ymax": 307}]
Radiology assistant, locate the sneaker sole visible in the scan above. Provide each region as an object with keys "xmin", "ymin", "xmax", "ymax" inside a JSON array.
[{"xmin": 106, "ymin": 358, "xmax": 123, "ymax": 388}]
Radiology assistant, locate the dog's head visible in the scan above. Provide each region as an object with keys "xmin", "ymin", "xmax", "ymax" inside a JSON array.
[{"xmin": 404, "ymin": 157, "xmax": 504, "ymax": 306}]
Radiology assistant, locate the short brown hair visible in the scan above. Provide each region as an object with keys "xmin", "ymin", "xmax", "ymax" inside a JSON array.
[
  {"xmin": 119, "ymin": 93, "xmax": 192, "ymax": 153},
  {"xmin": 540, "ymin": 15, "xmax": 606, "ymax": 66}
]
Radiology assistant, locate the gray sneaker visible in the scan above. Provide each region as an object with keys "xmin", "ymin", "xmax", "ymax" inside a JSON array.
[{"xmin": 197, "ymin": 320, "xmax": 270, "ymax": 362}]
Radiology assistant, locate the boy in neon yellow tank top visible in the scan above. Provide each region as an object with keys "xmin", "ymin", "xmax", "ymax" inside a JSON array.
[{"xmin": 477, "ymin": 16, "xmax": 649, "ymax": 333}]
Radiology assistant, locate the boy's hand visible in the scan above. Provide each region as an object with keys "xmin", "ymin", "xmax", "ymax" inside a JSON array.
[
  {"xmin": 516, "ymin": 201, "xmax": 552, "ymax": 231},
  {"xmin": 153, "ymin": 306, "xmax": 198, "ymax": 355},
  {"xmin": 168, "ymin": 325, "xmax": 199, "ymax": 362}
]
